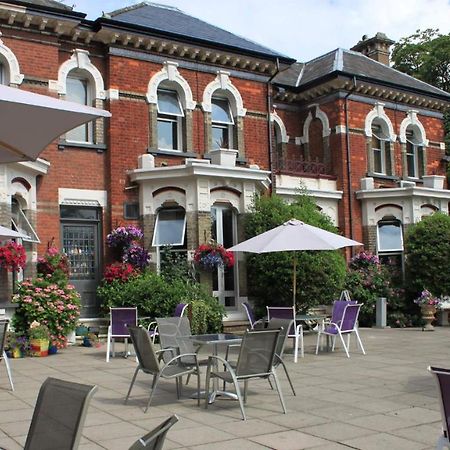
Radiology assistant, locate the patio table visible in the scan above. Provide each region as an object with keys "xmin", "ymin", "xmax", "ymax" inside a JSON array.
[{"xmin": 181, "ymin": 333, "xmax": 242, "ymax": 404}]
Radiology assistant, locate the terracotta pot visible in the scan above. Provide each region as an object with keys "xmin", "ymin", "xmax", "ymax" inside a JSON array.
[
  {"xmin": 421, "ymin": 304, "xmax": 437, "ymax": 331},
  {"xmin": 30, "ymin": 338, "xmax": 49, "ymax": 357}
]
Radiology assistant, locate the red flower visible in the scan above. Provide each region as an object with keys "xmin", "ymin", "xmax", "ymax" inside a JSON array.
[
  {"xmin": 103, "ymin": 262, "xmax": 137, "ymax": 283},
  {"xmin": 193, "ymin": 243, "xmax": 234, "ymax": 271},
  {"xmin": 0, "ymin": 241, "xmax": 26, "ymax": 272}
]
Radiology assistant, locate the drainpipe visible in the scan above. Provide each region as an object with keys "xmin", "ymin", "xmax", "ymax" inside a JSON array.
[
  {"xmin": 344, "ymin": 76, "xmax": 357, "ymax": 244},
  {"xmin": 267, "ymin": 58, "xmax": 280, "ymax": 192}
]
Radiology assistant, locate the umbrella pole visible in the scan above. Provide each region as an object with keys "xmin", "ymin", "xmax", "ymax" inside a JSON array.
[{"xmin": 293, "ymin": 251, "xmax": 297, "ymax": 309}]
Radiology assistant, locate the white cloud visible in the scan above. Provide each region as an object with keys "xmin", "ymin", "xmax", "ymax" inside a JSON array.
[{"xmin": 71, "ymin": 0, "xmax": 450, "ymax": 61}]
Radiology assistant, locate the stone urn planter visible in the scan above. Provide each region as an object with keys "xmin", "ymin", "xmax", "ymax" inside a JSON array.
[
  {"xmin": 210, "ymin": 148, "xmax": 238, "ymax": 167},
  {"xmin": 421, "ymin": 304, "xmax": 437, "ymax": 331}
]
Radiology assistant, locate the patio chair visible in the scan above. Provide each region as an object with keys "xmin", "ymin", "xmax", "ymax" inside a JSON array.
[
  {"xmin": 242, "ymin": 302, "xmax": 264, "ymax": 330},
  {"xmin": 428, "ymin": 366, "xmax": 450, "ymax": 450},
  {"xmin": 156, "ymin": 316, "xmax": 209, "ymax": 386},
  {"xmin": 125, "ymin": 325, "xmax": 200, "ymax": 412},
  {"xmin": 128, "ymin": 414, "xmax": 178, "ymax": 450},
  {"xmin": 0, "ymin": 319, "xmax": 14, "ymax": 390},
  {"xmin": 106, "ymin": 307, "xmax": 138, "ymax": 362},
  {"xmin": 266, "ymin": 318, "xmax": 296, "ymax": 395},
  {"xmin": 267, "ymin": 306, "xmax": 304, "ymax": 362},
  {"xmin": 204, "ymin": 328, "xmax": 286, "ymax": 420},
  {"xmin": 24, "ymin": 377, "xmax": 97, "ymax": 450},
  {"xmin": 147, "ymin": 303, "xmax": 188, "ymax": 343},
  {"xmin": 315, "ymin": 303, "xmax": 365, "ymax": 358}
]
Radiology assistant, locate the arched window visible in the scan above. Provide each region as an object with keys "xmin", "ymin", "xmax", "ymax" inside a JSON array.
[
  {"xmin": 211, "ymin": 95, "xmax": 234, "ymax": 149},
  {"xmin": 66, "ymin": 71, "xmax": 93, "ymax": 143},
  {"xmin": 157, "ymin": 87, "xmax": 184, "ymax": 151},
  {"xmin": 0, "ymin": 61, "xmax": 5, "ymax": 85},
  {"xmin": 371, "ymin": 120, "xmax": 392, "ymax": 176},
  {"xmin": 405, "ymin": 126, "xmax": 424, "ymax": 179}
]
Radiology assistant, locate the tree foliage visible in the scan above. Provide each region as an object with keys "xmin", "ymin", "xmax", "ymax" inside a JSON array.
[
  {"xmin": 392, "ymin": 29, "xmax": 450, "ymax": 92},
  {"xmin": 244, "ymin": 192, "xmax": 346, "ymax": 314},
  {"xmin": 404, "ymin": 213, "xmax": 450, "ymax": 298},
  {"xmin": 392, "ymin": 29, "xmax": 450, "ymax": 154}
]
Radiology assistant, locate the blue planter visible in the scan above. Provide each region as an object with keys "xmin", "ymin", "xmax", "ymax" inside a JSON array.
[{"xmin": 48, "ymin": 345, "xmax": 58, "ymax": 355}]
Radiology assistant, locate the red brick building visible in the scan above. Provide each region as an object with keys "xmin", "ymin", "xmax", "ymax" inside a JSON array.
[{"xmin": 0, "ymin": 1, "xmax": 449, "ymax": 320}]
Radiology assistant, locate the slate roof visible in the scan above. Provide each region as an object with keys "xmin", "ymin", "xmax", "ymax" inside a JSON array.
[
  {"xmin": 105, "ymin": 2, "xmax": 293, "ymax": 62},
  {"xmin": 8, "ymin": 0, "xmax": 73, "ymax": 11},
  {"xmin": 274, "ymin": 48, "xmax": 450, "ymax": 100}
]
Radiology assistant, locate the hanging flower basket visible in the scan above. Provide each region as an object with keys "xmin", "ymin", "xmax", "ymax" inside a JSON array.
[
  {"xmin": 193, "ymin": 243, "xmax": 235, "ymax": 272},
  {"xmin": 0, "ymin": 240, "xmax": 26, "ymax": 272}
]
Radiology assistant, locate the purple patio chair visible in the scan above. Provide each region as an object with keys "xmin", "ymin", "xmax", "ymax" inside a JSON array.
[
  {"xmin": 0, "ymin": 319, "xmax": 14, "ymax": 390},
  {"xmin": 315, "ymin": 303, "xmax": 365, "ymax": 358},
  {"xmin": 106, "ymin": 307, "xmax": 138, "ymax": 362},
  {"xmin": 267, "ymin": 306, "xmax": 303, "ymax": 362},
  {"xmin": 242, "ymin": 302, "xmax": 264, "ymax": 330},
  {"xmin": 147, "ymin": 303, "xmax": 188, "ymax": 343},
  {"xmin": 429, "ymin": 366, "xmax": 450, "ymax": 450}
]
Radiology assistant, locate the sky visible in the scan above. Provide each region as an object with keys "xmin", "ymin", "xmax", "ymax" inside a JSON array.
[{"xmin": 64, "ymin": 0, "xmax": 450, "ymax": 62}]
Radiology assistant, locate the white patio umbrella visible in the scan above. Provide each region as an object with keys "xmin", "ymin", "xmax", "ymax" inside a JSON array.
[
  {"xmin": 0, "ymin": 84, "xmax": 111, "ymax": 163},
  {"xmin": 0, "ymin": 225, "xmax": 29, "ymax": 240},
  {"xmin": 228, "ymin": 219, "xmax": 362, "ymax": 306}
]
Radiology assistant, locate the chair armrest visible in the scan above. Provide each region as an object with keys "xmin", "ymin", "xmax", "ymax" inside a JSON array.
[
  {"xmin": 295, "ymin": 323, "xmax": 303, "ymax": 334},
  {"xmin": 224, "ymin": 343, "xmax": 241, "ymax": 361},
  {"xmin": 147, "ymin": 321, "xmax": 158, "ymax": 332},
  {"xmin": 206, "ymin": 354, "xmax": 235, "ymax": 374},
  {"xmin": 164, "ymin": 352, "xmax": 199, "ymax": 368}
]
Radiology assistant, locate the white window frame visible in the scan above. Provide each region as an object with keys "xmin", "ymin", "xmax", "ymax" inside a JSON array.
[
  {"xmin": 377, "ymin": 220, "xmax": 403, "ymax": 253},
  {"xmin": 152, "ymin": 208, "xmax": 187, "ymax": 247},
  {"xmin": 406, "ymin": 129, "xmax": 423, "ymax": 179},
  {"xmin": 371, "ymin": 124, "xmax": 389, "ymax": 175},
  {"xmin": 211, "ymin": 97, "xmax": 234, "ymax": 149},
  {"xmin": 157, "ymin": 89, "xmax": 184, "ymax": 152},
  {"xmin": 66, "ymin": 74, "xmax": 93, "ymax": 144}
]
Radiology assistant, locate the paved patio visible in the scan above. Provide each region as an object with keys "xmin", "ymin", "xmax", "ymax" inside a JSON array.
[{"xmin": 0, "ymin": 327, "xmax": 447, "ymax": 450}]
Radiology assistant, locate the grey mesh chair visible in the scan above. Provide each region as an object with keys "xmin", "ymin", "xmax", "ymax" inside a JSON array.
[
  {"xmin": 204, "ymin": 328, "xmax": 286, "ymax": 420},
  {"xmin": 125, "ymin": 326, "xmax": 200, "ymax": 412},
  {"xmin": 266, "ymin": 318, "xmax": 296, "ymax": 396},
  {"xmin": 429, "ymin": 366, "xmax": 450, "ymax": 450},
  {"xmin": 128, "ymin": 414, "xmax": 178, "ymax": 450},
  {"xmin": 156, "ymin": 317, "xmax": 208, "ymax": 386},
  {"xmin": 24, "ymin": 377, "xmax": 97, "ymax": 450},
  {"xmin": 0, "ymin": 319, "xmax": 14, "ymax": 390}
]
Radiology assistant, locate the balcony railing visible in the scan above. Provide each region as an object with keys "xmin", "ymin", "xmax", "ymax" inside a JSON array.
[{"xmin": 274, "ymin": 156, "xmax": 333, "ymax": 178}]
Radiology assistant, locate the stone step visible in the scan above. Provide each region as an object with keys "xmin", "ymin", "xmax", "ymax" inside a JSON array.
[{"xmin": 223, "ymin": 320, "xmax": 249, "ymax": 335}]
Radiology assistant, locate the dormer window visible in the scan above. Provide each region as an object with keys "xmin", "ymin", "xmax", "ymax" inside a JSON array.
[
  {"xmin": 211, "ymin": 97, "xmax": 234, "ymax": 149},
  {"xmin": 157, "ymin": 89, "xmax": 184, "ymax": 151}
]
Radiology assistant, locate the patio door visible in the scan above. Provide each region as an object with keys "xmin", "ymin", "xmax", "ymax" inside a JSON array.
[
  {"xmin": 211, "ymin": 205, "xmax": 238, "ymax": 311},
  {"xmin": 60, "ymin": 206, "xmax": 102, "ymax": 317}
]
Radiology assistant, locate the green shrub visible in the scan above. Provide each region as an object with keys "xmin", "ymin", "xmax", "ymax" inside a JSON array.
[
  {"xmin": 245, "ymin": 192, "xmax": 347, "ymax": 314},
  {"xmin": 405, "ymin": 213, "xmax": 450, "ymax": 298},
  {"xmin": 97, "ymin": 270, "xmax": 225, "ymax": 333}
]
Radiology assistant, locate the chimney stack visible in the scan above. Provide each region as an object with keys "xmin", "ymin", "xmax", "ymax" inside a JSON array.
[{"xmin": 351, "ymin": 32, "xmax": 395, "ymax": 66}]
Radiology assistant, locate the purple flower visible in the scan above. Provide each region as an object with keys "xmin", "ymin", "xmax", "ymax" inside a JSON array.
[
  {"xmin": 123, "ymin": 244, "xmax": 151, "ymax": 270},
  {"xmin": 106, "ymin": 226, "xmax": 143, "ymax": 249}
]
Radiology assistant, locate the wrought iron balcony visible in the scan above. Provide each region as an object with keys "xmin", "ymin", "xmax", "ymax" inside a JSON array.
[{"xmin": 274, "ymin": 156, "xmax": 333, "ymax": 178}]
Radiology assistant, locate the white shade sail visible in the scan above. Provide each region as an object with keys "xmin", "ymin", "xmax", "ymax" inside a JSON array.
[{"xmin": 0, "ymin": 84, "xmax": 111, "ymax": 163}]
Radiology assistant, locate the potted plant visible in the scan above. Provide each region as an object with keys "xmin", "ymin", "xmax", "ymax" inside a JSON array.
[
  {"xmin": 28, "ymin": 321, "xmax": 50, "ymax": 356},
  {"xmin": 5, "ymin": 332, "xmax": 28, "ymax": 358},
  {"xmin": 0, "ymin": 240, "xmax": 26, "ymax": 272},
  {"xmin": 193, "ymin": 242, "xmax": 235, "ymax": 272},
  {"xmin": 414, "ymin": 289, "xmax": 441, "ymax": 331}
]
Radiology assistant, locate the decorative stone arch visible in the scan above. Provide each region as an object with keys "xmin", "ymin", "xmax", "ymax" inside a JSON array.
[
  {"xmin": 364, "ymin": 102, "xmax": 396, "ymax": 141},
  {"xmin": 202, "ymin": 70, "xmax": 246, "ymax": 117},
  {"xmin": 374, "ymin": 204, "xmax": 403, "ymax": 223},
  {"xmin": 49, "ymin": 49, "xmax": 105, "ymax": 99},
  {"xmin": 271, "ymin": 112, "xmax": 289, "ymax": 143},
  {"xmin": 301, "ymin": 105, "xmax": 331, "ymax": 143},
  {"xmin": 0, "ymin": 34, "xmax": 24, "ymax": 85},
  {"xmin": 147, "ymin": 61, "xmax": 195, "ymax": 110},
  {"xmin": 399, "ymin": 110, "xmax": 428, "ymax": 145},
  {"xmin": 210, "ymin": 187, "xmax": 241, "ymax": 212},
  {"xmin": 153, "ymin": 187, "xmax": 187, "ymax": 213},
  {"xmin": 420, "ymin": 203, "xmax": 438, "ymax": 217}
]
